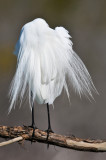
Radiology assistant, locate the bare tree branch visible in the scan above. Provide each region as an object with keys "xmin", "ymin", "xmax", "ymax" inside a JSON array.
[{"xmin": 0, "ymin": 125, "xmax": 106, "ymax": 152}]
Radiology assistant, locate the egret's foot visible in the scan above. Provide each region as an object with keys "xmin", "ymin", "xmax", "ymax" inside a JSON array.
[
  {"xmin": 29, "ymin": 125, "xmax": 38, "ymax": 139},
  {"xmin": 24, "ymin": 124, "xmax": 38, "ymax": 143},
  {"xmin": 45, "ymin": 128, "xmax": 54, "ymax": 134},
  {"xmin": 28, "ymin": 125, "xmax": 38, "ymax": 130},
  {"xmin": 45, "ymin": 128, "xmax": 54, "ymax": 149},
  {"xmin": 23, "ymin": 125, "xmax": 38, "ymax": 129}
]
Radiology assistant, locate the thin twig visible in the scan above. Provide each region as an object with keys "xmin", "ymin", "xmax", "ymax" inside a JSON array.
[
  {"xmin": 0, "ymin": 137, "xmax": 23, "ymax": 147},
  {"xmin": 0, "ymin": 125, "xmax": 106, "ymax": 152}
]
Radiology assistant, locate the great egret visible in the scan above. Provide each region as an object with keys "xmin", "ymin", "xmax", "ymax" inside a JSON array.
[{"xmin": 9, "ymin": 18, "xmax": 97, "ymax": 135}]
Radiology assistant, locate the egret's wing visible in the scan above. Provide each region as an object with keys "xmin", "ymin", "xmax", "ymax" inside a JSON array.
[
  {"xmin": 38, "ymin": 30, "xmax": 66, "ymax": 103},
  {"xmin": 39, "ymin": 35, "xmax": 57, "ymax": 84},
  {"xmin": 55, "ymin": 26, "xmax": 98, "ymax": 99}
]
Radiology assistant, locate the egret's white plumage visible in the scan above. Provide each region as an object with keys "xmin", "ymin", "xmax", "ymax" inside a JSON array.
[{"xmin": 9, "ymin": 18, "xmax": 97, "ymax": 112}]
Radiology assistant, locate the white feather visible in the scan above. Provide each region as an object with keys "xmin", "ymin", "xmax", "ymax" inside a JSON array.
[{"xmin": 9, "ymin": 18, "xmax": 98, "ymax": 112}]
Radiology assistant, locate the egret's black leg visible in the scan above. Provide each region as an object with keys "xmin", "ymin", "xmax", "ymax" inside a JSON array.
[
  {"xmin": 31, "ymin": 97, "xmax": 37, "ymax": 129},
  {"xmin": 31, "ymin": 102, "xmax": 35, "ymax": 128},
  {"xmin": 47, "ymin": 103, "xmax": 53, "ymax": 133},
  {"xmin": 30, "ymin": 91, "xmax": 37, "ymax": 138},
  {"xmin": 46, "ymin": 103, "xmax": 54, "ymax": 146}
]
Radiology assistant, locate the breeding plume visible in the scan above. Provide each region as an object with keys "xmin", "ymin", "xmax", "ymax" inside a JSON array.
[{"xmin": 9, "ymin": 18, "xmax": 97, "ymax": 133}]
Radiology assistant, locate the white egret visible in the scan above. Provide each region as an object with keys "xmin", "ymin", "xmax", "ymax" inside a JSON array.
[{"xmin": 9, "ymin": 18, "xmax": 97, "ymax": 134}]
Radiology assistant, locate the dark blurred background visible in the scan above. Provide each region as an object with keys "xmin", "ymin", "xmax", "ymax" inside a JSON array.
[{"xmin": 0, "ymin": 0, "xmax": 106, "ymax": 159}]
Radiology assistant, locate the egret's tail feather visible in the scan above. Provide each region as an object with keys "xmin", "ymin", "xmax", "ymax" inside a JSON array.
[{"xmin": 67, "ymin": 50, "xmax": 98, "ymax": 99}]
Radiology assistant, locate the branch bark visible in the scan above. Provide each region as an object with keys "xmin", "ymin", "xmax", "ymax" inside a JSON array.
[{"xmin": 0, "ymin": 125, "xmax": 106, "ymax": 152}]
